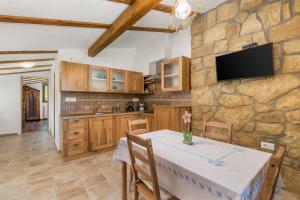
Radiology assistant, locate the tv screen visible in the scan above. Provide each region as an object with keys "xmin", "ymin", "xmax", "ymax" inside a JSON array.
[{"xmin": 216, "ymin": 43, "xmax": 274, "ymax": 81}]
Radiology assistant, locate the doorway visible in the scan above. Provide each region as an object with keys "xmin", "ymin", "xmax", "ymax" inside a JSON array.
[{"xmin": 21, "ymin": 76, "xmax": 49, "ymax": 133}]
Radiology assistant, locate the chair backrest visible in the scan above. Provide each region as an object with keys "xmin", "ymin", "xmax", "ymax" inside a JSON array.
[
  {"xmin": 203, "ymin": 120, "xmax": 232, "ymax": 143},
  {"xmin": 128, "ymin": 118, "xmax": 149, "ymax": 135},
  {"xmin": 258, "ymin": 144, "xmax": 286, "ymax": 200},
  {"xmin": 126, "ymin": 133, "xmax": 161, "ymax": 200}
]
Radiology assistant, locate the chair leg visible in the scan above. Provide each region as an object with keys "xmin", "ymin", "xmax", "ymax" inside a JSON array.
[
  {"xmin": 129, "ymin": 167, "xmax": 133, "ymax": 192},
  {"xmin": 133, "ymin": 185, "xmax": 139, "ymax": 200}
]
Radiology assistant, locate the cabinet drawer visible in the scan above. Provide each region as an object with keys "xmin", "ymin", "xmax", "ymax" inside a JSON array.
[
  {"xmin": 66, "ymin": 141, "xmax": 87, "ymax": 156},
  {"xmin": 66, "ymin": 129, "xmax": 85, "ymax": 142},
  {"xmin": 67, "ymin": 119, "xmax": 86, "ymax": 129}
]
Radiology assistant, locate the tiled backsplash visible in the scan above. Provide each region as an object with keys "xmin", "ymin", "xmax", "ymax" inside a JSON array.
[{"xmin": 61, "ymin": 85, "xmax": 191, "ymax": 114}]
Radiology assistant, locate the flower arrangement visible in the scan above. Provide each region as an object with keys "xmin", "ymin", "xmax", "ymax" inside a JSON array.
[{"xmin": 182, "ymin": 110, "xmax": 192, "ymax": 144}]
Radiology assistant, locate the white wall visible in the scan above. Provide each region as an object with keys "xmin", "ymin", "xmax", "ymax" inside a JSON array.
[{"xmin": 0, "ymin": 71, "xmax": 54, "ymax": 135}]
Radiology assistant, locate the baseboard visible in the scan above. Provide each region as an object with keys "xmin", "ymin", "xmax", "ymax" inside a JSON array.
[{"xmin": 0, "ymin": 132, "xmax": 18, "ymax": 137}]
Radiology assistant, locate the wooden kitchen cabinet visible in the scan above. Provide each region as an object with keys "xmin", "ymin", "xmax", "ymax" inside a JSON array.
[
  {"xmin": 161, "ymin": 56, "xmax": 190, "ymax": 92},
  {"xmin": 154, "ymin": 106, "xmax": 191, "ymax": 132},
  {"xmin": 109, "ymin": 69, "xmax": 127, "ymax": 93},
  {"xmin": 127, "ymin": 71, "xmax": 144, "ymax": 93},
  {"xmin": 115, "ymin": 114, "xmax": 136, "ymax": 144},
  {"xmin": 89, "ymin": 116, "xmax": 114, "ymax": 151},
  {"xmin": 63, "ymin": 118, "xmax": 88, "ymax": 158},
  {"xmin": 61, "ymin": 61, "xmax": 89, "ymax": 92},
  {"xmin": 89, "ymin": 65, "xmax": 110, "ymax": 92}
]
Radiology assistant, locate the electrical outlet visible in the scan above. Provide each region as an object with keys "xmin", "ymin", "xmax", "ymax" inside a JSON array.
[
  {"xmin": 65, "ymin": 97, "xmax": 76, "ymax": 102},
  {"xmin": 261, "ymin": 142, "xmax": 275, "ymax": 151},
  {"xmin": 132, "ymin": 98, "xmax": 139, "ymax": 102}
]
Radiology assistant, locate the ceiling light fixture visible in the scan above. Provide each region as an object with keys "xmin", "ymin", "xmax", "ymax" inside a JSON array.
[
  {"xmin": 20, "ymin": 62, "xmax": 35, "ymax": 68},
  {"xmin": 168, "ymin": 0, "xmax": 198, "ymax": 32},
  {"xmin": 175, "ymin": 0, "xmax": 192, "ymax": 20}
]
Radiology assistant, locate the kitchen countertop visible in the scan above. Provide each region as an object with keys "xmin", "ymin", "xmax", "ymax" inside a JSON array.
[{"xmin": 61, "ymin": 111, "xmax": 154, "ymax": 119}]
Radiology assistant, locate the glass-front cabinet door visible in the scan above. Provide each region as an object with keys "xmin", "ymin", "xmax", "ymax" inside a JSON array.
[
  {"xmin": 109, "ymin": 69, "xmax": 126, "ymax": 92},
  {"xmin": 89, "ymin": 66, "xmax": 109, "ymax": 92}
]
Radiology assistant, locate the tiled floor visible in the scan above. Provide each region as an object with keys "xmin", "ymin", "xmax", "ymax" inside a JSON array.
[{"xmin": 0, "ymin": 131, "xmax": 299, "ymax": 200}]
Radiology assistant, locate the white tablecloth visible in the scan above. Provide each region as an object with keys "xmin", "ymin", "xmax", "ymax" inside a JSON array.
[{"xmin": 114, "ymin": 130, "xmax": 272, "ymax": 200}]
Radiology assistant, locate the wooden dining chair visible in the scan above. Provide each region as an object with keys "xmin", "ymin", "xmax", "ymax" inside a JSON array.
[
  {"xmin": 203, "ymin": 120, "xmax": 232, "ymax": 143},
  {"xmin": 258, "ymin": 144, "xmax": 286, "ymax": 200},
  {"xmin": 128, "ymin": 118, "xmax": 150, "ymax": 135},
  {"xmin": 126, "ymin": 133, "xmax": 177, "ymax": 200}
]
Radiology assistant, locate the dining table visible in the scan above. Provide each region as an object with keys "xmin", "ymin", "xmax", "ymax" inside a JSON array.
[{"xmin": 114, "ymin": 130, "xmax": 272, "ymax": 200}]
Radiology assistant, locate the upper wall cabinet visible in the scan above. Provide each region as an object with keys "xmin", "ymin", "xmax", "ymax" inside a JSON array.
[
  {"xmin": 89, "ymin": 66, "xmax": 110, "ymax": 92},
  {"xmin": 161, "ymin": 56, "xmax": 191, "ymax": 92},
  {"xmin": 109, "ymin": 69, "xmax": 127, "ymax": 93},
  {"xmin": 61, "ymin": 61, "xmax": 89, "ymax": 92},
  {"xmin": 127, "ymin": 71, "xmax": 144, "ymax": 93}
]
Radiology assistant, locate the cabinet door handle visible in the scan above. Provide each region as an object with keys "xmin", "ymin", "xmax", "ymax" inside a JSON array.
[
  {"xmin": 73, "ymin": 131, "xmax": 79, "ymax": 135},
  {"xmin": 73, "ymin": 143, "xmax": 80, "ymax": 147}
]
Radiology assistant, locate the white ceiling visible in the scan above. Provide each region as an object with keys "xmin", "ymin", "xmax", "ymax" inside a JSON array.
[{"xmin": 0, "ymin": 0, "xmax": 226, "ymax": 73}]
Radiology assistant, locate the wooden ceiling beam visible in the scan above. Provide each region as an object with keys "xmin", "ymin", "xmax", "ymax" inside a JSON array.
[
  {"xmin": 88, "ymin": 0, "xmax": 162, "ymax": 57},
  {"xmin": 110, "ymin": 0, "xmax": 173, "ymax": 13},
  {"xmin": 0, "ymin": 50, "xmax": 58, "ymax": 54},
  {"xmin": 0, "ymin": 15, "xmax": 173, "ymax": 33},
  {"xmin": 0, "ymin": 64, "xmax": 52, "ymax": 71},
  {"xmin": 0, "ymin": 58, "xmax": 55, "ymax": 64},
  {"xmin": 0, "ymin": 69, "xmax": 50, "ymax": 76}
]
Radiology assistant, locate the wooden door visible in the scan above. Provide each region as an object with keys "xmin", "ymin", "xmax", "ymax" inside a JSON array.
[
  {"xmin": 89, "ymin": 65, "xmax": 110, "ymax": 92},
  {"xmin": 127, "ymin": 71, "xmax": 144, "ymax": 93},
  {"xmin": 23, "ymin": 86, "xmax": 40, "ymax": 121},
  {"xmin": 89, "ymin": 116, "xmax": 114, "ymax": 151},
  {"xmin": 109, "ymin": 69, "xmax": 126, "ymax": 92},
  {"xmin": 154, "ymin": 107, "xmax": 178, "ymax": 131},
  {"xmin": 115, "ymin": 114, "xmax": 136, "ymax": 144},
  {"xmin": 61, "ymin": 61, "xmax": 88, "ymax": 91}
]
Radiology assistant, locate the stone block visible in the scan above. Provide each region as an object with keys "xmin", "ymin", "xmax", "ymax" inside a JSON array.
[
  {"xmin": 258, "ymin": 1, "xmax": 281, "ymax": 29},
  {"xmin": 283, "ymin": 3, "xmax": 291, "ymax": 20},
  {"xmin": 219, "ymin": 94, "xmax": 253, "ymax": 107},
  {"xmin": 214, "ymin": 40, "xmax": 228, "ymax": 54},
  {"xmin": 276, "ymin": 89, "xmax": 300, "ymax": 111},
  {"xmin": 192, "ymin": 44, "xmax": 214, "ymax": 58},
  {"xmin": 283, "ymin": 55, "xmax": 300, "ymax": 73},
  {"xmin": 240, "ymin": 0, "xmax": 263, "ymax": 11},
  {"xmin": 283, "ymin": 39, "xmax": 300, "ymax": 54},
  {"xmin": 255, "ymin": 111, "xmax": 285, "ymax": 123},
  {"xmin": 286, "ymin": 110, "xmax": 300, "ymax": 124},
  {"xmin": 255, "ymin": 122, "xmax": 285, "ymax": 135},
  {"xmin": 228, "ymin": 35, "xmax": 253, "ymax": 52},
  {"xmin": 207, "ymin": 9, "xmax": 216, "ymax": 28},
  {"xmin": 217, "ymin": 2, "xmax": 238, "ymax": 22},
  {"xmin": 228, "ymin": 23, "xmax": 241, "ymax": 39},
  {"xmin": 241, "ymin": 14, "xmax": 263, "ymax": 35},
  {"xmin": 254, "ymin": 103, "xmax": 273, "ymax": 113},
  {"xmin": 215, "ymin": 106, "xmax": 255, "ymax": 130},
  {"xmin": 269, "ymin": 16, "xmax": 300, "ymax": 42},
  {"xmin": 204, "ymin": 23, "xmax": 228, "ymax": 44}
]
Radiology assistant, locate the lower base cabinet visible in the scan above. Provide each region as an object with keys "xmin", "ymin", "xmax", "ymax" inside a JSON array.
[
  {"xmin": 89, "ymin": 116, "xmax": 114, "ymax": 151},
  {"xmin": 154, "ymin": 107, "xmax": 191, "ymax": 132},
  {"xmin": 62, "ymin": 113, "xmax": 155, "ymax": 159}
]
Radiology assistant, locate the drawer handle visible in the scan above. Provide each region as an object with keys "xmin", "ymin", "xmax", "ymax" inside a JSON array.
[
  {"xmin": 73, "ymin": 144, "xmax": 80, "ymax": 147},
  {"xmin": 73, "ymin": 120, "xmax": 79, "ymax": 123},
  {"xmin": 73, "ymin": 131, "xmax": 80, "ymax": 135}
]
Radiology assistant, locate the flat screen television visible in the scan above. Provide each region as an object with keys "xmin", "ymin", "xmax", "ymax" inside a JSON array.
[{"xmin": 216, "ymin": 43, "xmax": 274, "ymax": 81}]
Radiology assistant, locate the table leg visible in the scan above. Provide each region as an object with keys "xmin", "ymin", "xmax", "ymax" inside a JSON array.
[{"xmin": 121, "ymin": 161, "xmax": 127, "ymax": 200}]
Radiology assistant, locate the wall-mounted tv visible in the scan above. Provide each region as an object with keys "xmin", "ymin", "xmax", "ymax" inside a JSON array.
[{"xmin": 216, "ymin": 43, "xmax": 274, "ymax": 81}]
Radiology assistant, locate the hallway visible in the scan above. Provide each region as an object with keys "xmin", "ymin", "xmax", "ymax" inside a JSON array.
[{"xmin": 22, "ymin": 120, "xmax": 48, "ymax": 133}]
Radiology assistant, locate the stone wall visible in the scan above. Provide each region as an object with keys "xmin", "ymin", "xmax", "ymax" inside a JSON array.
[{"xmin": 191, "ymin": 0, "xmax": 300, "ymax": 193}]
